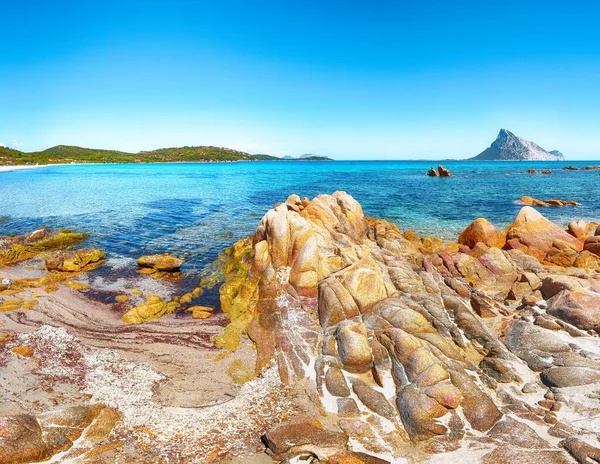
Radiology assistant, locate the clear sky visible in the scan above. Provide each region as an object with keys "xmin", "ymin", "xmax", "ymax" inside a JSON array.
[{"xmin": 1, "ymin": 0, "xmax": 599, "ymax": 159}]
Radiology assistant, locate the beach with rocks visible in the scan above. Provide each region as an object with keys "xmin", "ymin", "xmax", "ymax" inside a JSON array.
[{"xmin": 1, "ymin": 191, "xmax": 600, "ymax": 463}]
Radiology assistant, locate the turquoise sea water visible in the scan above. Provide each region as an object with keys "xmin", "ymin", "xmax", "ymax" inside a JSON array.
[{"xmin": 1, "ymin": 160, "xmax": 599, "ymax": 304}]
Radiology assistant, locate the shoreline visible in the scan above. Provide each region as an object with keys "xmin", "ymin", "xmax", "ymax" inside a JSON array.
[
  {"xmin": 0, "ymin": 163, "xmax": 74, "ymax": 173},
  {"xmin": 1, "ymin": 193, "xmax": 600, "ymax": 462}
]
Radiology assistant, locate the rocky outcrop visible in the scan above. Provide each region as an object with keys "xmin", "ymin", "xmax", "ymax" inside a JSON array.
[
  {"xmin": 427, "ymin": 165, "xmax": 452, "ymax": 177},
  {"xmin": 45, "ymin": 248, "xmax": 105, "ymax": 272},
  {"xmin": 0, "ymin": 405, "xmax": 121, "ymax": 464},
  {"xmin": 216, "ymin": 191, "xmax": 600, "ymax": 462},
  {"xmin": 563, "ymin": 165, "xmax": 600, "ymax": 170},
  {"xmin": 471, "ymin": 129, "xmax": 565, "ymax": 161},
  {"xmin": 527, "ymin": 169, "xmax": 552, "ymax": 174},
  {"xmin": 520, "ymin": 196, "xmax": 581, "ymax": 207},
  {"xmin": 0, "ymin": 228, "xmax": 88, "ymax": 266}
]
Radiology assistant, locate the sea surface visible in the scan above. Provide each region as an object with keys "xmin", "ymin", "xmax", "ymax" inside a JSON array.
[{"xmin": 1, "ymin": 160, "xmax": 599, "ymax": 305}]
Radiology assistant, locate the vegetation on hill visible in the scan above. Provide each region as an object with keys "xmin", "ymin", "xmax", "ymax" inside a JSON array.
[
  {"xmin": 138, "ymin": 146, "xmax": 251, "ymax": 162},
  {"xmin": 0, "ymin": 144, "xmax": 333, "ymax": 165}
]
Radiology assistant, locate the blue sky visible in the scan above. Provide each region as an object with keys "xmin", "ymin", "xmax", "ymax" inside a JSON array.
[{"xmin": 1, "ymin": 0, "xmax": 599, "ymax": 159}]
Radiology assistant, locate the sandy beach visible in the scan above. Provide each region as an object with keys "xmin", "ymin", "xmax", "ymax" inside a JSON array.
[{"xmin": 0, "ymin": 165, "xmax": 44, "ymax": 173}]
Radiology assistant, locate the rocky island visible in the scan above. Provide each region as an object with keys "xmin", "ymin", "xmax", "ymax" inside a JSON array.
[
  {"xmin": 471, "ymin": 129, "xmax": 565, "ymax": 161},
  {"xmin": 1, "ymin": 192, "xmax": 600, "ymax": 463}
]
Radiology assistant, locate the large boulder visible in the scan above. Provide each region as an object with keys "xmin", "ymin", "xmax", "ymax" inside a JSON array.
[
  {"xmin": 438, "ymin": 165, "xmax": 452, "ymax": 177},
  {"xmin": 504, "ymin": 207, "xmax": 582, "ymax": 261},
  {"xmin": 262, "ymin": 419, "xmax": 347, "ymax": 461},
  {"xmin": 567, "ymin": 220, "xmax": 599, "ymax": 239},
  {"xmin": 0, "ymin": 405, "xmax": 119, "ymax": 464},
  {"xmin": 547, "ymin": 289, "xmax": 600, "ymax": 332},
  {"xmin": 541, "ymin": 367, "xmax": 600, "ymax": 387},
  {"xmin": 584, "ymin": 236, "xmax": 600, "ymax": 256},
  {"xmin": 458, "ymin": 218, "xmax": 505, "ymax": 248}
]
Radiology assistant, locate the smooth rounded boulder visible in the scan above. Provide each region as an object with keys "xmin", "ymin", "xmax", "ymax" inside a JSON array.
[{"xmin": 458, "ymin": 218, "xmax": 505, "ymax": 248}]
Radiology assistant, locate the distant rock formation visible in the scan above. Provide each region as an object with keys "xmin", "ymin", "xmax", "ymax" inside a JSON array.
[
  {"xmin": 471, "ymin": 129, "xmax": 565, "ymax": 161},
  {"xmin": 427, "ymin": 164, "xmax": 453, "ymax": 177}
]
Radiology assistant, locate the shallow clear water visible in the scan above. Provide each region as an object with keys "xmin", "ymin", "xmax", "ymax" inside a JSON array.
[{"xmin": 1, "ymin": 160, "xmax": 599, "ymax": 301}]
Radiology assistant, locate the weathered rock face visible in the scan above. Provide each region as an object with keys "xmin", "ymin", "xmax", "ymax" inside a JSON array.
[
  {"xmin": 45, "ymin": 248, "xmax": 105, "ymax": 272},
  {"xmin": 584, "ymin": 235, "xmax": 600, "ymax": 256},
  {"xmin": 0, "ymin": 405, "xmax": 120, "ymax": 464},
  {"xmin": 217, "ymin": 191, "xmax": 600, "ymax": 461},
  {"xmin": 547, "ymin": 289, "xmax": 600, "ymax": 332}
]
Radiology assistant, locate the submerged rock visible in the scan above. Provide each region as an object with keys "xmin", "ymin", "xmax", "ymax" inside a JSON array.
[
  {"xmin": 45, "ymin": 248, "xmax": 105, "ymax": 272},
  {"xmin": 0, "ymin": 228, "xmax": 88, "ymax": 265}
]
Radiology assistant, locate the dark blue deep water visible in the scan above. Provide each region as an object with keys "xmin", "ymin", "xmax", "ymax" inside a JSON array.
[{"xmin": 1, "ymin": 160, "xmax": 599, "ymax": 303}]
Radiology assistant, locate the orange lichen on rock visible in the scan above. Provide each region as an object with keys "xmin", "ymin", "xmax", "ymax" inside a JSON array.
[{"xmin": 12, "ymin": 345, "xmax": 34, "ymax": 357}]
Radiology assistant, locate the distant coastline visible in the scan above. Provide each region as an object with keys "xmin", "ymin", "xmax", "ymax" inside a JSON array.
[{"xmin": 0, "ymin": 144, "xmax": 333, "ymax": 166}]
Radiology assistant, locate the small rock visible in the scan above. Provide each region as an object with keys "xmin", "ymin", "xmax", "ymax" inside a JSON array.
[
  {"xmin": 12, "ymin": 345, "xmax": 34, "ymax": 357},
  {"xmin": 336, "ymin": 398, "xmax": 360, "ymax": 417},
  {"xmin": 521, "ymin": 382, "xmax": 537, "ymax": 393},
  {"xmin": 137, "ymin": 253, "xmax": 183, "ymax": 272}
]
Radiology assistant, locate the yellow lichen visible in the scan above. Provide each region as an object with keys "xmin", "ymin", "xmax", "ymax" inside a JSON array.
[
  {"xmin": 65, "ymin": 281, "xmax": 91, "ymax": 291},
  {"xmin": 228, "ymin": 359, "xmax": 253, "ymax": 384},
  {"xmin": 121, "ymin": 295, "xmax": 180, "ymax": 324},
  {"xmin": 0, "ymin": 299, "xmax": 24, "ymax": 312},
  {"xmin": 23, "ymin": 299, "xmax": 38, "ymax": 309},
  {"xmin": 12, "ymin": 345, "xmax": 34, "ymax": 357},
  {"xmin": 0, "ymin": 230, "xmax": 88, "ymax": 266}
]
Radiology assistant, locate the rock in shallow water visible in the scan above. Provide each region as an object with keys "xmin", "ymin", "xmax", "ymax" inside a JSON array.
[
  {"xmin": 137, "ymin": 253, "xmax": 183, "ymax": 272},
  {"xmin": 45, "ymin": 248, "xmax": 105, "ymax": 272}
]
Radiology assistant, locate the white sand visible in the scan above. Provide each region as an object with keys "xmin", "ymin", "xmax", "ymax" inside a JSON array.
[
  {"xmin": 0, "ymin": 165, "xmax": 42, "ymax": 173},
  {"xmin": 0, "ymin": 163, "xmax": 74, "ymax": 173}
]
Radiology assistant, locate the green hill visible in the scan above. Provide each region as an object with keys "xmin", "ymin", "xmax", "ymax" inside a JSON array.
[
  {"xmin": 138, "ymin": 146, "xmax": 251, "ymax": 162},
  {"xmin": 0, "ymin": 144, "xmax": 333, "ymax": 165}
]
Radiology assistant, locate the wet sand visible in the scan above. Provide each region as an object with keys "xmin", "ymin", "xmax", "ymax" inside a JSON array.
[{"xmin": 0, "ymin": 263, "xmax": 287, "ymax": 462}]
